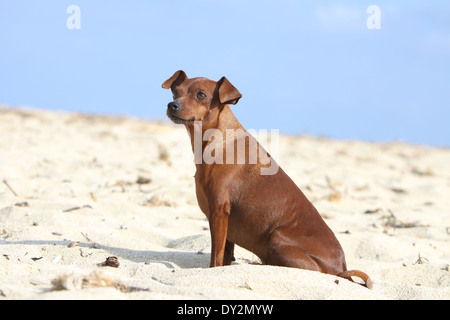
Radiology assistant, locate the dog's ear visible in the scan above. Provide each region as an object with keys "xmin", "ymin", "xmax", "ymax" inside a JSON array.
[
  {"xmin": 217, "ymin": 76, "xmax": 242, "ymax": 105},
  {"xmin": 162, "ymin": 70, "xmax": 187, "ymax": 90}
]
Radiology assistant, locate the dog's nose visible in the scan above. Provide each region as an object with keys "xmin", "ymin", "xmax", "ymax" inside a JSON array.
[{"xmin": 167, "ymin": 101, "xmax": 181, "ymax": 112}]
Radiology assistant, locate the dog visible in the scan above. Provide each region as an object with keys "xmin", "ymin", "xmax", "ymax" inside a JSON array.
[{"xmin": 162, "ymin": 70, "xmax": 372, "ymax": 289}]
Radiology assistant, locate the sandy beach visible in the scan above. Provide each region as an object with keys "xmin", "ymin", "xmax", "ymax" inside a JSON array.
[{"xmin": 0, "ymin": 105, "xmax": 449, "ymax": 300}]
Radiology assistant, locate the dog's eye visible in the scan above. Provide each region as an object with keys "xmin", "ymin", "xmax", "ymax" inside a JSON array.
[{"xmin": 197, "ymin": 92, "xmax": 207, "ymax": 101}]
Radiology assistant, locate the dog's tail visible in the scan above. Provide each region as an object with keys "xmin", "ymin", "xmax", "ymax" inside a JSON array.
[{"xmin": 337, "ymin": 270, "xmax": 373, "ymax": 289}]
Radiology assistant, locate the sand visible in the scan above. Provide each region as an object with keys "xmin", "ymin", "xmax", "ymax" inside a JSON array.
[{"xmin": 0, "ymin": 105, "xmax": 449, "ymax": 300}]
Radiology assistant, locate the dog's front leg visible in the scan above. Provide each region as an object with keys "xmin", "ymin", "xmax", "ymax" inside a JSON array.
[{"xmin": 208, "ymin": 202, "xmax": 230, "ymax": 267}]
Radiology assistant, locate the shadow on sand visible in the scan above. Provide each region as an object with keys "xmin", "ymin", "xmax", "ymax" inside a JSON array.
[{"xmin": 0, "ymin": 239, "xmax": 210, "ymax": 269}]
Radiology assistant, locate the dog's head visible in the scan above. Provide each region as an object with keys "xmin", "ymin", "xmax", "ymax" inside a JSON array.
[{"xmin": 162, "ymin": 70, "xmax": 242, "ymax": 126}]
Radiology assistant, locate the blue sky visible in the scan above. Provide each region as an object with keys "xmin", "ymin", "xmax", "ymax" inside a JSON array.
[{"xmin": 1, "ymin": 1, "xmax": 449, "ymax": 146}]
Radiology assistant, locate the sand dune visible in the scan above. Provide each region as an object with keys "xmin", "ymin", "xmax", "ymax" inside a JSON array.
[{"xmin": 0, "ymin": 105, "xmax": 449, "ymax": 299}]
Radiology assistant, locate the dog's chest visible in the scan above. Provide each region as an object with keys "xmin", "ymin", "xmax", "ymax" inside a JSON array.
[
  {"xmin": 194, "ymin": 181, "xmax": 210, "ymax": 218},
  {"xmin": 194, "ymin": 166, "xmax": 230, "ymax": 218}
]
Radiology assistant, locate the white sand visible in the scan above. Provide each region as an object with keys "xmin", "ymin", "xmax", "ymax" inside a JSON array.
[{"xmin": 0, "ymin": 105, "xmax": 449, "ymax": 300}]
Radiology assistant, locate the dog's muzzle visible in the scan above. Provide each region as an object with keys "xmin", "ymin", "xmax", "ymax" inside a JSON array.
[
  {"xmin": 166, "ymin": 101, "xmax": 195, "ymax": 124},
  {"xmin": 167, "ymin": 101, "xmax": 181, "ymax": 113}
]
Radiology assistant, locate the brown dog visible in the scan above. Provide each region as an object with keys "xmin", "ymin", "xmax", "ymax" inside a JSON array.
[{"xmin": 162, "ymin": 70, "xmax": 373, "ymax": 289}]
